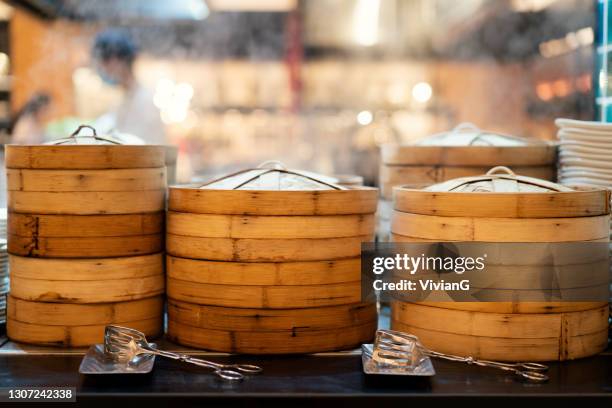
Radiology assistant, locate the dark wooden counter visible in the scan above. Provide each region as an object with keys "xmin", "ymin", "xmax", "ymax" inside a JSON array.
[{"xmin": 0, "ymin": 333, "xmax": 611, "ymax": 407}]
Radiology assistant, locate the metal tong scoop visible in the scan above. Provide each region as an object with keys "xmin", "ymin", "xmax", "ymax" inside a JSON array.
[
  {"xmin": 104, "ymin": 325, "xmax": 262, "ymax": 381},
  {"xmin": 373, "ymin": 330, "xmax": 549, "ymax": 382}
]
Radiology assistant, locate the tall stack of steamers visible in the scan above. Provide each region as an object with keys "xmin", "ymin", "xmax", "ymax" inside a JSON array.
[
  {"xmin": 5, "ymin": 128, "xmax": 165, "ymax": 346},
  {"xmin": 1, "ymin": 123, "xmax": 609, "ymax": 364},
  {"xmin": 165, "ymin": 163, "xmax": 378, "ymax": 353},
  {"xmin": 390, "ymin": 167, "xmax": 610, "ymax": 361}
]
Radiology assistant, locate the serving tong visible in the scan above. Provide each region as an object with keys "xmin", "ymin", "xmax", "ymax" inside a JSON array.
[
  {"xmin": 104, "ymin": 325, "xmax": 262, "ymax": 381},
  {"xmin": 373, "ymin": 330, "xmax": 549, "ymax": 382}
]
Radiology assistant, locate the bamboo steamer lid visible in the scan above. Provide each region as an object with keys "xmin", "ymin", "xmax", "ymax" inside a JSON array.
[
  {"xmin": 7, "ymin": 296, "xmax": 163, "ymax": 347},
  {"xmin": 9, "ymin": 254, "xmax": 164, "ymax": 303},
  {"xmin": 394, "ymin": 166, "xmax": 609, "ymax": 218},
  {"xmin": 381, "ymin": 123, "xmax": 556, "ymax": 166},
  {"xmin": 169, "ymin": 161, "xmax": 377, "ymax": 215},
  {"xmin": 380, "ymin": 165, "xmax": 555, "ymax": 199},
  {"xmin": 391, "ymin": 302, "xmax": 608, "ymax": 361},
  {"xmin": 5, "ymin": 125, "xmax": 164, "ymax": 169}
]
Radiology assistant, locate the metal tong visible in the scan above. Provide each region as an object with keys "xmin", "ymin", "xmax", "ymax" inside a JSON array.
[
  {"xmin": 104, "ymin": 325, "xmax": 262, "ymax": 381},
  {"xmin": 373, "ymin": 330, "xmax": 549, "ymax": 382}
]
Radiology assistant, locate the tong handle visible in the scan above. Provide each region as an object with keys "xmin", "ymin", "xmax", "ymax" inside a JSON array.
[
  {"xmin": 425, "ymin": 351, "xmax": 549, "ymax": 382},
  {"xmin": 143, "ymin": 346, "xmax": 261, "ymax": 380}
]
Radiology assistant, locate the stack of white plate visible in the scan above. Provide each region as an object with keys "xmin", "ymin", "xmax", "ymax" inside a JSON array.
[
  {"xmin": 556, "ymin": 118, "xmax": 612, "ymax": 188},
  {"xmin": 556, "ymin": 119, "xmax": 612, "ymax": 304}
]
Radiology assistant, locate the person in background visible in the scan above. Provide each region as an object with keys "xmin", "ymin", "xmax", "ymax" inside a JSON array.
[
  {"xmin": 91, "ymin": 28, "xmax": 166, "ymax": 145},
  {"xmin": 10, "ymin": 92, "xmax": 51, "ymax": 144}
]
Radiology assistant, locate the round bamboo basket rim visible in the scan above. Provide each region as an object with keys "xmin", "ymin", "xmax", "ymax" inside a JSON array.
[
  {"xmin": 6, "ymin": 317, "xmax": 163, "ymax": 347},
  {"xmin": 412, "ymin": 301, "xmax": 609, "ymax": 314},
  {"xmin": 166, "ymin": 211, "xmax": 375, "ymax": 239},
  {"xmin": 5, "ymin": 145, "xmax": 166, "ymax": 169},
  {"xmin": 167, "ymin": 319, "xmax": 376, "ymax": 354},
  {"xmin": 10, "ymin": 274, "xmax": 165, "ymax": 304},
  {"xmin": 168, "ymin": 187, "xmax": 378, "ymax": 215},
  {"xmin": 391, "ymin": 302, "xmax": 609, "ymax": 339},
  {"xmin": 391, "ymin": 320, "xmax": 608, "ymax": 362},
  {"xmin": 7, "ymin": 190, "xmax": 167, "ymax": 215},
  {"xmin": 6, "ymin": 167, "xmax": 167, "ymax": 192},
  {"xmin": 166, "ymin": 256, "xmax": 360, "ymax": 286},
  {"xmin": 7, "ymin": 295, "xmax": 164, "ymax": 325},
  {"xmin": 8, "ymin": 212, "xmax": 164, "ymax": 238},
  {"xmin": 391, "ymin": 212, "xmax": 610, "ymax": 242},
  {"xmin": 8, "ymin": 233, "xmax": 163, "ymax": 258},
  {"xmin": 167, "ymin": 298, "xmax": 377, "ymax": 331},
  {"xmin": 166, "ymin": 277, "xmax": 361, "ymax": 309},
  {"xmin": 381, "ymin": 144, "xmax": 556, "ymax": 165},
  {"xmin": 166, "ymin": 234, "xmax": 369, "ymax": 262},
  {"xmin": 10, "ymin": 253, "xmax": 164, "ymax": 280},
  {"xmin": 393, "ymin": 187, "xmax": 610, "ymax": 218}
]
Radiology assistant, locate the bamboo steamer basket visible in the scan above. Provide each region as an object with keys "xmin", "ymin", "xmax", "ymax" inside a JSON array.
[
  {"xmin": 167, "ymin": 162, "xmax": 377, "ymax": 261},
  {"xmin": 6, "ymin": 127, "xmax": 166, "ymax": 215},
  {"xmin": 377, "ymin": 124, "xmax": 556, "ymax": 242},
  {"xmin": 9, "ymin": 254, "xmax": 164, "ymax": 303},
  {"xmin": 6, "ymin": 126, "xmax": 166, "ymax": 259},
  {"xmin": 166, "ymin": 162, "xmax": 378, "ymax": 353},
  {"xmin": 7, "ymin": 296, "xmax": 163, "ymax": 347},
  {"xmin": 390, "ymin": 167, "xmax": 610, "ymax": 361},
  {"xmin": 167, "ymin": 299, "xmax": 377, "ymax": 354},
  {"xmin": 7, "ymin": 212, "xmax": 163, "ymax": 257}
]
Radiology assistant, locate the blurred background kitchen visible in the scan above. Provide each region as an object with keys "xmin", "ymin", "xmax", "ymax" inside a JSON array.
[{"xmin": 0, "ymin": 0, "xmax": 602, "ymax": 205}]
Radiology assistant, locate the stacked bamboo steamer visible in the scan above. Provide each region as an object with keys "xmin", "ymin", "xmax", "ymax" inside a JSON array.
[
  {"xmin": 391, "ymin": 166, "xmax": 610, "ymax": 361},
  {"xmin": 378, "ymin": 123, "xmax": 556, "ymax": 241},
  {"xmin": 166, "ymin": 162, "xmax": 378, "ymax": 354},
  {"xmin": 5, "ymin": 126, "xmax": 166, "ymax": 347}
]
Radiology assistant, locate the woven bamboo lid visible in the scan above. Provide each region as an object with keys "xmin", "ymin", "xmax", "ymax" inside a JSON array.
[
  {"xmin": 169, "ymin": 161, "xmax": 377, "ymax": 215},
  {"xmin": 381, "ymin": 123, "xmax": 556, "ymax": 166},
  {"xmin": 394, "ymin": 166, "xmax": 609, "ymax": 218},
  {"xmin": 6, "ymin": 125, "xmax": 164, "ymax": 169}
]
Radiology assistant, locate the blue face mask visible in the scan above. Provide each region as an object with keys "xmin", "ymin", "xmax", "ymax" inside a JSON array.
[{"xmin": 97, "ymin": 69, "xmax": 119, "ymax": 86}]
